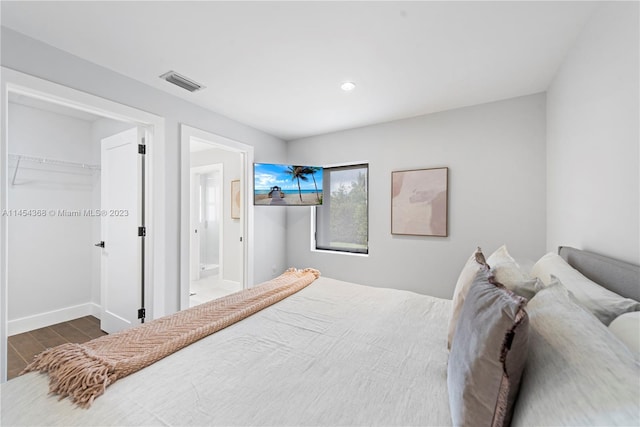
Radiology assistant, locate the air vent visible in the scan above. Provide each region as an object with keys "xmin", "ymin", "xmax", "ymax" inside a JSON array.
[{"xmin": 159, "ymin": 71, "xmax": 205, "ymax": 92}]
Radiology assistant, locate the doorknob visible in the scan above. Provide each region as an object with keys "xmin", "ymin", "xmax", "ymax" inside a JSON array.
[{"xmin": 94, "ymin": 241, "xmax": 105, "ymax": 248}]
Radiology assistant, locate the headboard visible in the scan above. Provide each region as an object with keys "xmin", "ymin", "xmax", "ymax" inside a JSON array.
[{"xmin": 558, "ymin": 246, "xmax": 640, "ymax": 301}]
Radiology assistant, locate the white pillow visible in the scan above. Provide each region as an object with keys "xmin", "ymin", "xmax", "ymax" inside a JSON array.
[
  {"xmin": 487, "ymin": 245, "xmax": 538, "ymax": 300},
  {"xmin": 448, "ymin": 247, "xmax": 487, "ymax": 349},
  {"xmin": 609, "ymin": 312, "xmax": 640, "ymax": 357},
  {"xmin": 512, "ymin": 278, "xmax": 640, "ymax": 426},
  {"xmin": 487, "ymin": 245, "xmax": 525, "ymax": 283},
  {"xmin": 531, "ymin": 252, "xmax": 640, "ymax": 325}
]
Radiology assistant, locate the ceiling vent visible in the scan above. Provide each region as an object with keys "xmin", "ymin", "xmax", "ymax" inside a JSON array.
[{"xmin": 159, "ymin": 70, "xmax": 205, "ymax": 92}]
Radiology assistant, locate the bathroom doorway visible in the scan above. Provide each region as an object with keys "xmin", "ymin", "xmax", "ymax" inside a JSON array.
[
  {"xmin": 188, "ymin": 141, "xmax": 241, "ymax": 307},
  {"xmin": 180, "ymin": 125, "xmax": 254, "ymax": 310}
]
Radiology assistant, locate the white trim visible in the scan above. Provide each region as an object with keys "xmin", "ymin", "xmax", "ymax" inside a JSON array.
[
  {"xmin": 180, "ymin": 124, "xmax": 254, "ymax": 310},
  {"xmin": 0, "ymin": 67, "xmax": 166, "ymax": 382},
  {"xmin": 8, "ymin": 303, "xmax": 101, "ymax": 336},
  {"xmin": 320, "ymin": 160, "xmax": 369, "ymax": 169}
]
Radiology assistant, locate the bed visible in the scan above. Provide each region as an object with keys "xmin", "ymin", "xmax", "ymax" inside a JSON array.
[{"xmin": 1, "ymin": 246, "xmax": 638, "ymax": 426}]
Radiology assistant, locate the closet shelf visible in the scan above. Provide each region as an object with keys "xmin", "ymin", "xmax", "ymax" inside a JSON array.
[{"xmin": 9, "ymin": 153, "xmax": 100, "ymax": 185}]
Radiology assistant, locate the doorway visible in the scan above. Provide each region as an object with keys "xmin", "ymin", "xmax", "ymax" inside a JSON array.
[
  {"xmin": 5, "ymin": 95, "xmax": 145, "ymax": 338},
  {"xmin": 180, "ymin": 125, "xmax": 254, "ymax": 310},
  {"xmin": 188, "ymin": 143, "xmax": 241, "ymax": 306},
  {"xmin": 1, "ymin": 68, "xmax": 165, "ymax": 382},
  {"xmin": 189, "ymin": 163, "xmax": 230, "ymax": 306}
]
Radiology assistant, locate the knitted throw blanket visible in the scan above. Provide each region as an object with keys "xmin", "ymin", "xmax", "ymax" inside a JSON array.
[{"xmin": 23, "ymin": 268, "xmax": 320, "ymax": 408}]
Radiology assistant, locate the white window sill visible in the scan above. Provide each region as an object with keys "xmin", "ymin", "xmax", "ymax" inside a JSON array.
[{"xmin": 311, "ymin": 248, "xmax": 369, "ymax": 257}]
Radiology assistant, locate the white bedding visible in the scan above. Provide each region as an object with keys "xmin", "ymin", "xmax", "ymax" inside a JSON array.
[{"xmin": 1, "ymin": 277, "xmax": 452, "ymax": 426}]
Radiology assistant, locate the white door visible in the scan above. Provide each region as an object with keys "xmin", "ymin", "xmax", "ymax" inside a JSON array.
[{"xmin": 100, "ymin": 127, "xmax": 144, "ymax": 334}]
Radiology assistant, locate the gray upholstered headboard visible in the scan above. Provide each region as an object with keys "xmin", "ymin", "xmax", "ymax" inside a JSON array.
[{"xmin": 558, "ymin": 246, "xmax": 640, "ymax": 301}]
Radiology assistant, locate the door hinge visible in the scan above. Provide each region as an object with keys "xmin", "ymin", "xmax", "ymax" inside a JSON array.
[
  {"xmin": 138, "ymin": 144, "xmax": 146, "ymax": 155},
  {"xmin": 138, "ymin": 226, "xmax": 146, "ymax": 237},
  {"xmin": 138, "ymin": 308, "xmax": 146, "ymax": 320}
]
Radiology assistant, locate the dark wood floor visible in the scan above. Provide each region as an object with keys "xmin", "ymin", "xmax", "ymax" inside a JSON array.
[{"xmin": 7, "ymin": 316, "xmax": 106, "ymax": 380}]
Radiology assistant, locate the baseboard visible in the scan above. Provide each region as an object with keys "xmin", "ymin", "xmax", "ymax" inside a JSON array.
[{"xmin": 8, "ymin": 302, "xmax": 101, "ymax": 336}]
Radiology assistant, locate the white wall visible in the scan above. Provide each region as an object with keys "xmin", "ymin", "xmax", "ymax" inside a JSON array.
[
  {"xmin": 7, "ymin": 103, "xmax": 95, "ymax": 329},
  {"xmin": 1, "ymin": 27, "xmax": 288, "ymax": 313},
  {"xmin": 287, "ymin": 94, "xmax": 547, "ymax": 299},
  {"xmin": 546, "ymin": 2, "xmax": 639, "ymax": 265}
]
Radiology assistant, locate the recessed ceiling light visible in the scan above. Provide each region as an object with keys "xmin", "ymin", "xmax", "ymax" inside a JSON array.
[{"xmin": 341, "ymin": 81, "xmax": 356, "ymax": 91}]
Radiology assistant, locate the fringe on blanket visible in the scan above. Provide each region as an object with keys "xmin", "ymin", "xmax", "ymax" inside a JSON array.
[
  {"xmin": 22, "ymin": 267, "xmax": 320, "ymax": 408},
  {"xmin": 24, "ymin": 344, "xmax": 117, "ymax": 407}
]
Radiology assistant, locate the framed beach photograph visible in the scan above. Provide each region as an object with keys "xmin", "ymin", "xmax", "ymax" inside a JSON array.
[
  {"xmin": 231, "ymin": 179, "xmax": 241, "ymax": 219},
  {"xmin": 391, "ymin": 167, "xmax": 448, "ymax": 236}
]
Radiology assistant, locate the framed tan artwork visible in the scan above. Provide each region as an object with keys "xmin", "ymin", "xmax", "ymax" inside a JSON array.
[
  {"xmin": 391, "ymin": 167, "xmax": 448, "ymax": 236},
  {"xmin": 231, "ymin": 179, "xmax": 241, "ymax": 219}
]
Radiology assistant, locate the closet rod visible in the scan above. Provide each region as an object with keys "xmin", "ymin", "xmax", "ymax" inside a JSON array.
[
  {"xmin": 9, "ymin": 153, "xmax": 100, "ymax": 186},
  {"xmin": 8, "ymin": 153, "xmax": 100, "ymax": 170}
]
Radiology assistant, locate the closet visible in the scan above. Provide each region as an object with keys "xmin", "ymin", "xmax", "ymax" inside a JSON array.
[{"xmin": 7, "ymin": 95, "xmax": 133, "ymax": 336}]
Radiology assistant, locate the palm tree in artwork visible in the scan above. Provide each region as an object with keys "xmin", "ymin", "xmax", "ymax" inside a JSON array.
[
  {"xmin": 285, "ymin": 165, "xmax": 308, "ymax": 202},
  {"xmin": 302, "ymin": 166, "xmax": 321, "ymax": 203}
]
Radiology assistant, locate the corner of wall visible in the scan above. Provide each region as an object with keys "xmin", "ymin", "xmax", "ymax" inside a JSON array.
[{"xmin": 545, "ymin": 2, "xmax": 639, "ymax": 264}]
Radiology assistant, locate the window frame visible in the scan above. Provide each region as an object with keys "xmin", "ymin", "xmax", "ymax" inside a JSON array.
[{"xmin": 311, "ymin": 162, "xmax": 369, "ymax": 256}]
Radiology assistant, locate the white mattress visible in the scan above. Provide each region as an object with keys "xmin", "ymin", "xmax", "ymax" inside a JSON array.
[{"xmin": 1, "ymin": 277, "xmax": 453, "ymax": 426}]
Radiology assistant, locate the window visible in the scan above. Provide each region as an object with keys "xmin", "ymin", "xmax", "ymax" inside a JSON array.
[{"xmin": 314, "ymin": 163, "xmax": 368, "ymax": 254}]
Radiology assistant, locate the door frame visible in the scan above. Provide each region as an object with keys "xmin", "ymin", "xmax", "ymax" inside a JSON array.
[
  {"xmin": 180, "ymin": 124, "xmax": 254, "ymax": 310},
  {"xmin": 0, "ymin": 67, "xmax": 166, "ymax": 382},
  {"xmin": 190, "ymin": 163, "xmax": 224, "ymax": 282}
]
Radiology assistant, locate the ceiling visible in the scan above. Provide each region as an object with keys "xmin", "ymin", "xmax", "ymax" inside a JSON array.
[{"xmin": 1, "ymin": 1, "xmax": 597, "ymax": 141}]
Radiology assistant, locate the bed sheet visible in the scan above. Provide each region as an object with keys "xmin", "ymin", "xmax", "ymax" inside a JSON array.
[{"xmin": 1, "ymin": 276, "xmax": 452, "ymax": 426}]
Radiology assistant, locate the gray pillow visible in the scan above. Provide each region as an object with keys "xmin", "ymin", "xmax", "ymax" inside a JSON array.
[
  {"xmin": 531, "ymin": 252, "xmax": 640, "ymax": 325},
  {"xmin": 448, "ymin": 267, "xmax": 529, "ymax": 427},
  {"xmin": 512, "ymin": 279, "xmax": 640, "ymax": 426}
]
